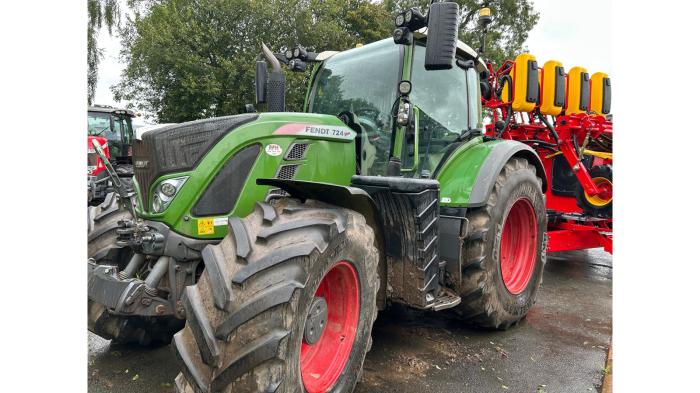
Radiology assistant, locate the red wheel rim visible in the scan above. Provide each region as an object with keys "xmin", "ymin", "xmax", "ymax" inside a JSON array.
[
  {"xmin": 500, "ymin": 198, "xmax": 538, "ymax": 294},
  {"xmin": 300, "ymin": 261, "xmax": 360, "ymax": 393}
]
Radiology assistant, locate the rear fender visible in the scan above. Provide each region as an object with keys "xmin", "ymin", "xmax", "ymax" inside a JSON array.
[
  {"xmin": 468, "ymin": 140, "xmax": 547, "ymax": 207},
  {"xmin": 436, "ymin": 139, "xmax": 547, "ymax": 208}
]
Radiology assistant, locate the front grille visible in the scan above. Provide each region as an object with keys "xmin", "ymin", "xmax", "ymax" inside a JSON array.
[
  {"xmin": 276, "ymin": 164, "xmax": 299, "ymax": 180},
  {"xmin": 284, "ymin": 143, "xmax": 309, "ymax": 160},
  {"xmin": 133, "ymin": 114, "xmax": 258, "ymax": 207}
]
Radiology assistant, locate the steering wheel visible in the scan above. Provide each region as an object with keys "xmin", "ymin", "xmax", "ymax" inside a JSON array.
[{"xmin": 338, "ymin": 109, "xmax": 393, "ymax": 148}]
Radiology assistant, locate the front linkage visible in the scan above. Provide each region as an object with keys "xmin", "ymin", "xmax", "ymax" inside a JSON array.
[{"xmin": 88, "ymin": 140, "xmax": 211, "ymax": 343}]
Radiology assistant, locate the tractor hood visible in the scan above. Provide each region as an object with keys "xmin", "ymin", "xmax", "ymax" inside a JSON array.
[
  {"xmin": 132, "ymin": 112, "xmax": 357, "ymax": 239},
  {"xmin": 132, "ymin": 114, "xmax": 260, "ymax": 209}
]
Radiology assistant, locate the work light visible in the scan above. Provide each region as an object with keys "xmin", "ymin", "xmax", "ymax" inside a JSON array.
[
  {"xmin": 395, "ymin": 13, "xmax": 405, "ymax": 27},
  {"xmin": 152, "ymin": 176, "xmax": 188, "ymax": 213}
]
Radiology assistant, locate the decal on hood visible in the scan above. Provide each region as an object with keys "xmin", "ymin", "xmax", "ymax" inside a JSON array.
[{"xmin": 274, "ymin": 123, "xmax": 356, "ymax": 141}]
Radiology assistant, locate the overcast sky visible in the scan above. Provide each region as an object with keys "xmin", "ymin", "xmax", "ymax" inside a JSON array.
[{"xmin": 93, "ymin": 0, "xmax": 612, "ymax": 117}]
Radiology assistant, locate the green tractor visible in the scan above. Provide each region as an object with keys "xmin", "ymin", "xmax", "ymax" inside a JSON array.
[{"xmin": 87, "ymin": 3, "xmax": 547, "ymax": 392}]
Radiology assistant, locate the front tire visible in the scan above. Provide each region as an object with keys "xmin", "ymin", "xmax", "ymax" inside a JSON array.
[
  {"xmin": 173, "ymin": 198, "xmax": 380, "ymax": 393},
  {"xmin": 455, "ymin": 157, "xmax": 547, "ymax": 329}
]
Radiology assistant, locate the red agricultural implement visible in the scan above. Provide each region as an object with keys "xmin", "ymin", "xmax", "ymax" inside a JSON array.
[{"xmin": 480, "ymin": 43, "xmax": 612, "ymax": 254}]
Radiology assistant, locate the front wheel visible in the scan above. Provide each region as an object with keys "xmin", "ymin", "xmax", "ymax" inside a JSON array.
[
  {"xmin": 173, "ymin": 198, "xmax": 380, "ymax": 393},
  {"xmin": 455, "ymin": 157, "xmax": 547, "ymax": 329}
]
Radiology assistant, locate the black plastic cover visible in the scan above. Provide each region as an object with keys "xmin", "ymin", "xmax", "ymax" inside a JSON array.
[
  {"xmin": 526, "ymin": 60, "xmax": 539, "ymax": 103},
  {"xmin": 255, "ymin": 61, "xmax": 267, "ymax": 104},
  {"xmin": 554, "ymin": 66, "xmax": 566, "ymax": 107},
  {"xmin": 133, "ymin": 114, "xmax": 258, "ymax": 206},
  {"xmin": 266, "ymin": 71, "xmax": 286, "ymax": 112},
  {"xmin": 192, "ymin": 144, "xmax": 261, "ymax": 217},
  {"xmin": 602, "ymin": 77, "xmax": 611, "ymax": 114},
  {"xmin": 424, "ymin": 2, "xmax": 459, "ymax": 70},
  {"xmin": 579, "ymin": 72, "xmax": 590, "ymax": 111},
  {"xmin": 351, "ymin": 176, "xmax": 441, "ymax": 309}
]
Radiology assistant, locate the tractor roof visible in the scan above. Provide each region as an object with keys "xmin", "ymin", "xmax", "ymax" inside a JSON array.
[
  {"xmin": 88, "ymin": 105, "xmax": 136, "ymax": 117},
  {"xmin": 315, "ymin": 32, "xmax": 488, "ymax": 73}
]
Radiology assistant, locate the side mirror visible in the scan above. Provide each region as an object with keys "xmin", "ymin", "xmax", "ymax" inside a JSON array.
[
  {"xmin": 425, "ymin": 2, "xmax": 459, "ymax": 70},
  {"xmin": 255, "ymin": 60, "xmax": 267, "ymax": 104}
]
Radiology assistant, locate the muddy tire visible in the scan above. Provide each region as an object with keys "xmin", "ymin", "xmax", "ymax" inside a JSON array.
[
  {"xmin": 88, "ymin": 193, "xmax": 183, "ymax": 346},
  {"xmin": 173, "ymin": 198, "xmax": 380, "ymax": 393},
  {"xmin": 574, "ymin": 164, "xmax": 612, "ymax": 218},
  {"xmin": 455, "ymin": 157, "xmax": 547, "ymax": 329}
]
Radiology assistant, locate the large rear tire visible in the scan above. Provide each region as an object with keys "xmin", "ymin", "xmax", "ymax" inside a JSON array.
[
  {"xmin": 455, "ymin": 157, "xmax": 547, "ymax": 329},
  {"xmin": 173, "ymin": 198, "xmax": 380, "ymax": 393},
  {"xmin": 88, "ymin": 193, "xmax": 183, "ymax": 346}
]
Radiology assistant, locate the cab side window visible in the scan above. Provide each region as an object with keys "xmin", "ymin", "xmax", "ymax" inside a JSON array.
[
  {"xmin": 410, "ymin": 44, "xmax": 468, "ymax": 139},
  {"xmin": 408, "ymin": 44, "xmax": 469, "ymax": 173}
]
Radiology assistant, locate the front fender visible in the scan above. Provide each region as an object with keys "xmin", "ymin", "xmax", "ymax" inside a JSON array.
[
  {"xmin": 256, "ymin": 178, "xmax": 389, "ymax": 309},
  {"xmin": 436, "ymin": 138, "xmax": 547, "ymax": 208}
]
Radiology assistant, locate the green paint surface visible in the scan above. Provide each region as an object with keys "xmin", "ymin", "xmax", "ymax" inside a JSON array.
[
  {"xmin": 135, "ymin": 112, "xmax": 355, "ymax": 239},
  {"xmin": 435, "ymin": 137, "xmax": 503, "ymax": 207}
]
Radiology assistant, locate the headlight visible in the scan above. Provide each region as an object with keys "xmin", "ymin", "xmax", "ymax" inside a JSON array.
[{"xmin": 152, "ymin": 176, "xmax": 188, "ymax": 213}]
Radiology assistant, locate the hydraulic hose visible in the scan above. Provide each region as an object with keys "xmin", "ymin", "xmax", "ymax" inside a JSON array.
[{"xmin": 535, "ymin": 111, "xmax": 561, "ymax": 145}]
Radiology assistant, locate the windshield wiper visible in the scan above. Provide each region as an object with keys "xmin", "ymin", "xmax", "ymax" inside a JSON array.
[{"xmin": 90, "ymin": 125, "xmax": 110, "ymax": 137}]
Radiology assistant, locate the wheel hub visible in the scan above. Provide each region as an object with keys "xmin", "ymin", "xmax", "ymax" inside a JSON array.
[
  {"xmin": 303, "ymin": 297, "xmax": 328, "ymax": 345},
  {"xmin": 300, "ymin": 261, "xmax": 360, "ymax": 393},
  {"xmin": 500, "ymin": 198, "xmax": 538, "ymax": 294},
  {"xmin": 584, "ymin": 177, "xmax": 613, "ymax": 207}
]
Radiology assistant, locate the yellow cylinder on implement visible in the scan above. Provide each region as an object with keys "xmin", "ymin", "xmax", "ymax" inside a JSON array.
[
  {"xmin": 590, "ymin": 72, "xmax": 611, "ymax": 115},
  {"xmin": 540, "ymin": 60, "xmax": 566, "ymax": 116},
  {"xmin": 501, "ymin": 53, "xmax": 539, "ymax": 112},
  {"xmin": 566, "ymin": 66, "xmax": 590, "ymax": 115}
]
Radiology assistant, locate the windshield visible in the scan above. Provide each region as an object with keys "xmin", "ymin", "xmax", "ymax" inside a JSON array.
[
  {"xmin": 88, "ymin": 111, "xmax": 134, "ymax": 157},
  {"xmin": 309, "ymin": 39, "xmax": 401, "ymax": 175}
]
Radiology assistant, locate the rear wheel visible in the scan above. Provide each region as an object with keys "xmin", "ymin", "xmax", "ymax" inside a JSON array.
[
  {"xmin": 575, "ymin": 164, "xmax": 612, "ymax": 218},
  {"xmin": 173, "ymin": 198, "xmax": 380, "ymax": 393},
  {"xmin": 455, "ymin": 157, "xmax": 547, "ymax": 329},
  {"xmin": 88, "ymin": 193, "xmax": 183, "ymax": 345}
]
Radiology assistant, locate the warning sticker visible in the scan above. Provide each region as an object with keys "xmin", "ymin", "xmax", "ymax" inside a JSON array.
[
  {"xmin": 213, "ymin": 217, "xmax": 228, "ymax": 226},
  {"xmin": 197, "ymin": 218, "xmax": 214, "ymax": 235}
]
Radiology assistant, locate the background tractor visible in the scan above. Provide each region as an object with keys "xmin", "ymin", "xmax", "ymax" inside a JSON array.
[
  {"xmin": 87, "ymin": 105, "xmax": 136, "ymax": 204},
  {"xmin": 85, "ymin": 2, "xmax": 611, "ymax": 392}
]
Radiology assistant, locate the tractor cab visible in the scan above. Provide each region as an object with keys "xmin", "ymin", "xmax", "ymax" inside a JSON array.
[
  {"xmin": 306, "ymin": 36, "xmax": 487, "ymax": 177},
  {"xmin": 87, "ymin": 105, "xmax": 136, "ymax": 164},
  {"xmin": 87, "ymin": 105, "xmax": 137, "ymax": 204}
]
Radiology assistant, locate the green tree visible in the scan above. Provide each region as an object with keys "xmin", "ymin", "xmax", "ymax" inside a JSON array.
[
  {"xmin": 88, "ymin": 0, "xmax": 122, "ymax": 104},
  {"xmin": 385, "ymin": 0, "xmax": 539, "ymax": 66},
  {"xmin": 114, "ymin": 0, "xmax": 392, "ymax": 122}
]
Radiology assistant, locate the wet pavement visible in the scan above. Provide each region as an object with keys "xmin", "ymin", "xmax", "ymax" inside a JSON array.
[{"xmin": 88, "ymin": 249, "xmax": 612, "ymax": 393}]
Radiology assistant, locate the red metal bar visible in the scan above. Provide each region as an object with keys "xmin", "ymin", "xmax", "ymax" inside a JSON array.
[{"xmin": 547, "ymin": 228, "xmax": 611, "ymax": 253}]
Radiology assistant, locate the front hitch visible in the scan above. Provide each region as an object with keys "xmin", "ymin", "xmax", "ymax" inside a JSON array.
[{"xmin": 87, "ymin": 259, "xmax": 180, "ymax": 317}]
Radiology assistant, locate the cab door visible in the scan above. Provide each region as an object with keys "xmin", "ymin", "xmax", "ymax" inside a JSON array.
[{"xmin": 402, "ymin": 42, "xmax": 482, "ymax": 176}]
